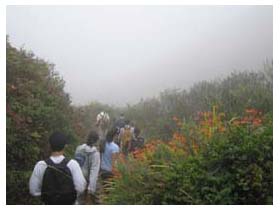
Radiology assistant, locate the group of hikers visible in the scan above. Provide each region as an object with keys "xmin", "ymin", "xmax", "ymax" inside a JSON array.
[{"xmin": 29, "ymin": 112, "xmax": 144, "ymax": 205}]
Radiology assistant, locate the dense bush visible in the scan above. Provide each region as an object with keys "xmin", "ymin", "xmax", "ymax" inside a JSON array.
[
  {"xmin": 172, "ymin": 115, "xmax": 272, "ymax": 204},
  {"xmin": 6, "ymin": 39, "xmax": 78, "ymax": 204},
  {"xmin": 103, "ymin": 112, "xmax": 273, "ymax": 204}
]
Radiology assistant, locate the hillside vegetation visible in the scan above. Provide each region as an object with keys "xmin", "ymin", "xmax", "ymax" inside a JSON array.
[{"xmin": 6, "ymin": 39, "xmax": 272, "ymax": 204}]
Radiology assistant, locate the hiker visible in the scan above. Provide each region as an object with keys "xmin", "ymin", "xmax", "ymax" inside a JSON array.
[
  {"xmin": 96, "ymin": 111, "xmax": 110, "ymax": 142},
  {"xmin": 129, "ymin": 127, "xmax": 145, "ymax": 153},
  {"xmin": 118, "ymin": 120, "xmax": 134, "ymax": 156},
  {"xmin": 100, "ymin": 127, "xmax": 120, "ymax": 180},
  {"xmin": 114, "ymin": 113, "xmax": 125, "ymax": 130},
  {"xmin": 75, "ymin": 130, "xmax": 100, "ymax": 204},
  {"xmin": 129, "ymin": 121, "xmax": 136, "ymax": 138},
  {"xmin": 29, "ymin": 132, "xmax": 87, "ymax": 205}
]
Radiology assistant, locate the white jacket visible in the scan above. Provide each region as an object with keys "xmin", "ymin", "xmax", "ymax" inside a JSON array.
[
  {"xmin": 29, "ymin": 155, "xmax": 87, "ymax": 196},
  {"xmin": 75, "ymin": 144, "xmax": 100, "ymax": 195}
]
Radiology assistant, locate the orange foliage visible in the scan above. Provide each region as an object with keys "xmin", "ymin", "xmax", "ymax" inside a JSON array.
[
  {"xmin": 172, "ymin": 116, "xmax": 183, "ymax": 127},
  {"xmin": 115, "ymin": 107, "xmax": 264, "ymax": 176},
  {"xmin": 132, "ymin": 140, "xmax": 159, "ymax": 160},
  {"xmin": 232, "ymin": 108, "xmax": 263, "ymax": 127},
  {"xmin": 196, "ymin": 106, "xmax": 226, "ymax": 139}
]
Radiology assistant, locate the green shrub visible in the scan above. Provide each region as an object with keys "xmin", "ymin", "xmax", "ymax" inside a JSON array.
[
  {"xmin": 6, "ymin": 39, "xmax": 78, "ymax": 204},
  {"xmin": 103, "ymin": 114, "xmax": 272, "ymax": 204}
]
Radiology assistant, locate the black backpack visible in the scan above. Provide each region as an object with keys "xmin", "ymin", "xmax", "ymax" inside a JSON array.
[{"xmin": 41, "ymin": 158, "xmax": 77, "ymax": 205}]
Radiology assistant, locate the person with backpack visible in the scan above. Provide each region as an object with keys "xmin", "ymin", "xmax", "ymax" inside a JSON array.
[
  {"xmin": 118, "ymin": 120, "xmax": 134, "ymax": 156},
  {"xmin": 114, "ymin": 113, "xmax": 125, "ymax": 129},
  {"xmin": 75, "ymin": 130, "xmax": 100, "ymax": 204},
  {"xmin": 129, "ymin": 127, "xmax": 145, "ymax": 153},
  {"xmin": 29, "ymin": 131, "xmax": 87, "ymax": 205},
  {"xmin": 100, "ymin": 127, "xmax": 120, "ymax": 180},
  {"xmin": 96, "ymin": 111, "xmax": 110, "ymax": 141}
]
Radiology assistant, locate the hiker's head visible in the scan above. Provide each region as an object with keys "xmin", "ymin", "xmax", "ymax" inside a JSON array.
[
  {"xmin": 87, "ymin": 130, "xmax": 99, "ymax": 146},
  {"xmin": 106, "ymin": 127, "xmax": 119, "ymax": 142},
  {"xmin": 49, "ymin": 132, "xmax": 69, "ymax": 152},
  {"xmin": 124, "ymin": 119, "xmax": 130, "ymax": 125},
  {"xmin": 134, "ymin": 127, "xmax": 141, "ymax": 137},
  {"xmin": 120, "ymin": 113, "xmax": 125, "ymax": 119}
]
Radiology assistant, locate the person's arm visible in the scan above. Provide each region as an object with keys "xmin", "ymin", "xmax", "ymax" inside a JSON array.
[
  {"xmin": 88, "ymin": 152, "xmax": 100, "ymax": 195},
  {"xmin": 118, "ymin": 128, "xmax": 124, "ymax": 150},
  {"xmin": 75, "ymin": 145, "xmax": 81, "ymax": 155},
  {"xmin": 29, "ymin": 161, "xmax": 47, "ymax": 196},
  {"xmin": 68, "ymin": 160, "xmax": 87, "ymax": 195}
]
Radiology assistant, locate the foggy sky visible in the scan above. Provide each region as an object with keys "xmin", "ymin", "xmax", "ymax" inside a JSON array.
[{"xmin": 6, "ymin": 6, "xmax": 272, "ymax": 106}]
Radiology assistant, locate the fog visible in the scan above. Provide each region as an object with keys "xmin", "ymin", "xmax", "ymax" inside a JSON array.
[{"xmin": 6, "ymin": 6, "xmax": 272, "ymax": 106}]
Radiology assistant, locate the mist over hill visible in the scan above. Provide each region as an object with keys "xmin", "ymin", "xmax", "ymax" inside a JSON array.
[{"xmin": 6, "ymin": 6, "xmax": 272, "ymax": 106}]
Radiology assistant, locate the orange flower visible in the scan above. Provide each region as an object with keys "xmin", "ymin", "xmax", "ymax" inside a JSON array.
[
  {"xmin": 245, "ymin": 108, "xmax": 259, "ymax": 115},
  {"xmin": 218, "ymin": 126, "xmax": 226, "ymax": 132},
  {"xmin": 252, "ymin": 118, "xmax": 262, "ymax": 126},
  {"xmin": 240, "ymin": 119, "xmax": 248, "ymax": 124}
]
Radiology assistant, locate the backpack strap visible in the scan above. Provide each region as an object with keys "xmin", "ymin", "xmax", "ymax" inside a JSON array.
[
  {"xmin": 45, "ymin": 157, "xmax": 54, "ymax": 166},
  {"xmin": 60, "ymin": 157, "xmax": 70, "ymax": 166},
  {"xmin": 44, "ymin": 157, "xmax": 72, "ymax": 180}
]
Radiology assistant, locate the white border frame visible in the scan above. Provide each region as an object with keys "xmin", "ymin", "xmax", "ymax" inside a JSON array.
[{"xmin": 1, "ymin": 1, "xmax": 278, "ymax": 209}]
